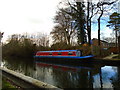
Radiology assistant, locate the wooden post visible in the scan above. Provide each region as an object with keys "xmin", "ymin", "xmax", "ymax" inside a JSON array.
[{"xmin": 0, "ymin": 32, "xmax": 3, "ymax": 90}]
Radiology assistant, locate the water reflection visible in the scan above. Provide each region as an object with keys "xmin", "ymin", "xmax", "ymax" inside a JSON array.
[
  {"xmin": 35, "ymin": 61, "xmax": 96, "ymax": 88},
  {"xmin": 2, "ymin": 58, "xmax": 120, "ymax": 89},
  {"xmin": 2, "ymin": 58, "xmax": 35, "ymax": 77}
]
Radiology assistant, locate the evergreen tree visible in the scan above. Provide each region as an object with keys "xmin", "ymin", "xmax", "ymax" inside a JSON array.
[{"xmin": 107, "ymin": 12, "xmax": 120, "ymax": 47}]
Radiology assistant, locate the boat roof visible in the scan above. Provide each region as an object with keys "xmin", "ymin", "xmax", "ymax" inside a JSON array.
[{"xmin": 37, "ymin": 50, "xmax": 79, "ymax": 53}]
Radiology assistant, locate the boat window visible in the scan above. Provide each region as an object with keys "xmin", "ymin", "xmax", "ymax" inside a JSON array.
[
  {"xmin": 68, "ymin": 52, "xmax": 73, "ymax": 55},
  {"xmin": 49, "ymin": 52, "xmax": 52, "ymax": 55},
  {"xmin": 58, "ymin": 52, "xmax": 62, "ymax": 55},
  {"xmin": 76, "ymin": 51, "xmax": 81, "ymax": 56}
]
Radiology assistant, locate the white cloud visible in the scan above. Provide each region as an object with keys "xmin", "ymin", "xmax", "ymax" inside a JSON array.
[{"xmin": 0, "ymin": 0, "xmax": 61, "ymax": 42}]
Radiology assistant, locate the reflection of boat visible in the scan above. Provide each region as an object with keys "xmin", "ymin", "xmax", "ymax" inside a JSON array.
[
  {"xmin": 35, "ymin": 61, "xmax": 94, "ymax": 72},
  {"xmin": 34, "ymin": 50, "xmax": 94, "ymax": 59}
]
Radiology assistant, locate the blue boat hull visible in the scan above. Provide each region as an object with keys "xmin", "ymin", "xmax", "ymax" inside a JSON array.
[{"xmin": 34, "ymin": 55, "xmax": 94, "ymax": 59}]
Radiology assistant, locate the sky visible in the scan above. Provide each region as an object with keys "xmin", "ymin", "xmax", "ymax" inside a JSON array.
[
  {"xmin": 0, "ymin": 0, "xmax": 118, "ymax": 42},
  {"xmin": 0, "ymin": 0, "xmax": 61, "ymax": 42}
]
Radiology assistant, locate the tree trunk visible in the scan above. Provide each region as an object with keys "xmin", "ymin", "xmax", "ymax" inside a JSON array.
[
  {"xmin": 76, "ymin": 2, "xmax": 86, "ymax": 45},
  {"xmin": 88, "ymin": 29, "xmax": 91, "ymax": 45},
  {"xmin": 118, "ymin": 36, "xmax": 120, "ymax": 54},
  {"xmin": 67, "ymin": 35, "xmax": 70, "ymax": 45},
  {"xmin": 97, "ymin": 8, "xmax": 103, "ymax": 46},
  {"xmin": 87, "ymin": 1, "xmax": 91, "ymax": 45},
  {"xmin": 115, "ymin": 30, "xmax": 118, "ymax": 47},
  {"xmin": 98, "ymin": 18, "xmax": 101, "ymax": 46}
]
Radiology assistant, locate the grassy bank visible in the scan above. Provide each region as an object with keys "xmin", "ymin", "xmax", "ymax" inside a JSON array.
[{"xmin": 2, "ymin": 78, "xmax": 17, "ymax": 89}]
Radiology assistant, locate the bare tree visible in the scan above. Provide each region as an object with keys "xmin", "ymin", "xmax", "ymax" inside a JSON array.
[
  {"xmin": 31, "ymin": 33, "xmax": 49, "ymax": 47},
  {"xmin": 51, "ymin": 8, "xmax": 76, "ymax": 45},
  {"xmin": 96, "ymin": 0, "xmax": 117, "ymax": 46}
]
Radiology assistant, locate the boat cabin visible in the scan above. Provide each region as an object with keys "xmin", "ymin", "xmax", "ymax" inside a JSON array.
[{"xmin": 36, "ymin": 50, "xmax": 81, "ymax": 57}]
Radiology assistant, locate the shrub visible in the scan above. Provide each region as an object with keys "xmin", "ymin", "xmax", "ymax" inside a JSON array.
[
  {"xmin": 91, "ymin": 46, "xmax": 110, "ymax": 57},
  {"xmin": 109, "ymin": 47, "xmax": 118, "ymax": 54}
]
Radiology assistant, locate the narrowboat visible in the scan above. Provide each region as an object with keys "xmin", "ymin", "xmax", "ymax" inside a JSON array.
[{"xmin": 34, "ymin": 50, "xmax": 94, "ymax": 59}]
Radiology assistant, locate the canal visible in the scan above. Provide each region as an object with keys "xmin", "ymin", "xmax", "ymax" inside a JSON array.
[{"xmin": 2, "ymin": 58, "xmax": 120, "ymax": 89}]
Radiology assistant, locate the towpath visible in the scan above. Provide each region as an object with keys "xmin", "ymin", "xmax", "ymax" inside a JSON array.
[{"xmin": 103, "ymin": 54, "xmax": 119, "ymax": 60}]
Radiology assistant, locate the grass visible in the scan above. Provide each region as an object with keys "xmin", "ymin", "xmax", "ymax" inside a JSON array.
[
  {"xmin": 2, "ymin": 78, "xmax": 17, "ymax": 90},
  {"xmin": 112, "ymin": 54, "xmax": 120, "ymax": 60}
]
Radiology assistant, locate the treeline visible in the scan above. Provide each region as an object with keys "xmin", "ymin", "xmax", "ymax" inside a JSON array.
[
  {"xmin": 2, "ymin": 33, "xmax": 92, "ymax": 58},
  {"xmin": 3, "ymin": 0, "xmax": 120, "ymax": 59},
  {"xmin": 51, "ymin": 0, "xmax": 118, "ymax": 46},
  {"xmin": 50, "ymin": 0, "xmax": 120, "ymax": 57},
  {"xmin": 2, "ymin": 33, "xmax": 50, "ymax": 58}
]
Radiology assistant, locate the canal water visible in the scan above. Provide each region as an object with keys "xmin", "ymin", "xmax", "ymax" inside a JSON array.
[{"xmin": 2, "ymin": 58, "xmax": 120, "ymax": 89}]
